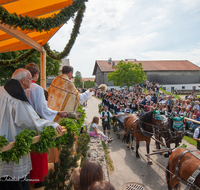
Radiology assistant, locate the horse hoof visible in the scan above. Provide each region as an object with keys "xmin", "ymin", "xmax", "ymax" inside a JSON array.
[
  {"xmin": 148, "ymin": 161, "xmax": 153, "ymax": 165},
  {"xmin": 136, "ymin": 154, "xmax": 140, "ymax": 158},
  {"xmin": 164, "ymin": 153, "xmax": 169, "ymax": 158},
  {"xmin": 131, "ymin": 147, "xmax": 134, "ymax": 150}
]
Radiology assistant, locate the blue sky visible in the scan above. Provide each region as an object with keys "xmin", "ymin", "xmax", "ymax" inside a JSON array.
[{"xmin": 49, "ymin": 0, "xmax": 200, "ymax": 77}]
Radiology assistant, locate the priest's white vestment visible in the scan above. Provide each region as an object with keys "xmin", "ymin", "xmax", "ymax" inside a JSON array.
[{"xmin": 0, "ymin": 84, "xmax": 58, "ymax": 179}]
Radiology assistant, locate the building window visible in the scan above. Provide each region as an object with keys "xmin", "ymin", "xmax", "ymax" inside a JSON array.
[
  {"xmin": 193, "ymin": 86, "xmax": 196, "ymax": 90},
  {"xmin": 182, "ymin": 86, "xmax": 185, "ymax": 89}
]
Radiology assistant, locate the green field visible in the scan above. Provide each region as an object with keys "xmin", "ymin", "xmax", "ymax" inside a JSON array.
[{"xmin": 183, "ymin": 136, "xmax": 197, "ymax": 146}]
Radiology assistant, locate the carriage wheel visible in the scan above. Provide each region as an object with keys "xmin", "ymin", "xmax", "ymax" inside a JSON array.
[
  {"xmin": 113, "ymin": 122, "xmax": 120, "ymax": 139},
  {"xmin": 113, "ymin": 122, "xmax": 118, "ymax": 132}
]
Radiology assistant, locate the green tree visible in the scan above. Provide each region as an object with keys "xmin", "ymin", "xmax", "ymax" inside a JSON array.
[
  {"xmin": 107, "ymin": 60, "xmax": 147, "ymax": 89},
  {"xmin": 84, "ymin": 80, "xmax": 95, "ymax": 88},
  {"xmin": 74, "ymin": 71, "xmax": 82, "ymax": 88},
  {"xmin": 0, "ymin": 50, "xmax": 61, "ymax": 86}
]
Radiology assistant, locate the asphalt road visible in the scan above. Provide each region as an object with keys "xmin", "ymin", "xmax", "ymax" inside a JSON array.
[{"xmin": 83, "ymin": 95, "xmax": 195, "ymax": 190}]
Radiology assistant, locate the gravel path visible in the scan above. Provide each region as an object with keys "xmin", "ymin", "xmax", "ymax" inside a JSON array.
[{"xmin": 83, "ymin": 95, "xmax": 195, "ymax": 190}]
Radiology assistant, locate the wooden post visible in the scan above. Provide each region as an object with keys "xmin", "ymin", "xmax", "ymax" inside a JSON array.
[{"xmin": 40, "ymin": 47, "xmax": 46, "ymax": 89}]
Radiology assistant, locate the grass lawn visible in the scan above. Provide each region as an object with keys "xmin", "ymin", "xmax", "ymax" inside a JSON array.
[
  {"xmin": 160, "ymin": 88, "xmax": 181, "ymax": 99},
  {"xmin": 102, "ymin": 141, "xmax": 114, "ymax": 172},
  {"xmin": 183, "ymin": 136, "xmax": 197, "ymax": 146}
]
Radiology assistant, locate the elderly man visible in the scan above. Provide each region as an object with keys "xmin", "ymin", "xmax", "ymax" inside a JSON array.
[
  {"xmin": 0, "ymin": 69, "xmax": 62, "ymax": 190},
  {"xmin": 166, "ymin": 95, "xmax": 174, "ymax": 109},
  {"xmin": 24, "ymin": 63, "xmax": 68, "ymax": 188}
]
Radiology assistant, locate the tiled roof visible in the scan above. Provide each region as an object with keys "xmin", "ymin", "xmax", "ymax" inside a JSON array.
[
  {"xmin": 93, "ymin": 60, "xmax": 200, "ymax": 75},
  {"xmin": 71, "ymin": 77, "xmax": 95, "ymax": 82}
]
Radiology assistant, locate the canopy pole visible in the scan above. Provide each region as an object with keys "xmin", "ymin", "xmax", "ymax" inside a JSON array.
[{"xmin": 40, "ymin": 47, "xmax": 46, "ymax": 89}]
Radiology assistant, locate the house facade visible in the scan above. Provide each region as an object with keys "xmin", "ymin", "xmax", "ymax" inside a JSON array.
[{"xmin": 92, "ymin": 59, "xmax": 200, "ymax": 92}]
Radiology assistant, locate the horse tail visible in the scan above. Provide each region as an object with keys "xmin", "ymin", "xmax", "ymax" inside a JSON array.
[
  {"xmin": 166, "ymin": 162, "xmax": 181, "ymax": 190},
  {"xmin": 122, "ymin": 134, "xmax": 127, "ymax": 142},
  {"xmin": 122, "ymin": 133, "xmax": 130, "ymax": 143}
]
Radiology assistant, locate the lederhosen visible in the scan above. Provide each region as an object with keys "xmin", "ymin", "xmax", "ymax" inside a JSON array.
[{"xmin": 102, "ymin": 111, "xmax": 111, "ymax": 131}]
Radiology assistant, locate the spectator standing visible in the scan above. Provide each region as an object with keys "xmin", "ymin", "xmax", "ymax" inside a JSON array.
[
  {"xmin": 193, "ymin": 101, "xmax": 200, "ymax": 111},
  {"xmin": 151, "ymin": 93, "xmax": 157, "ymax": 104},
  {"xmin": 166, "ymin": 95, "xmax": 174, "ymax": 109},
  {"xmin": 193, "ymin": 127, "xmax": 200, "ymax": 150}
]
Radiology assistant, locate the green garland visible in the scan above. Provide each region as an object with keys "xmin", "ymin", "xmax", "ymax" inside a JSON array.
[
  {"xmin": 44, "ymin": 4, "xmax": 86, "ymax": 60},
  {"xmin": 1, "ymin": 129, "xmax": 37, "ymax": 164},
  {"xmin": 0, "ymin": 2, "xmax": 86, "ymax": 64},
  {"xmin": 0, "ymin": 0, "xmax": 87, "ymax": 32},
  {"xmin": 0, "ymin": 106, "xmax": 86, "ymax": 164},
  {"xmin": 0, "ymin": 49, "xmax": 36, "ymax": 66}
]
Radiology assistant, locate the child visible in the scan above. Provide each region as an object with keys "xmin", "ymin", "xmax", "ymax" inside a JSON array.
[
  {"xmin": 89, "ymin": 116, "xmax": 113, "ymax": 142},
  {"xmin": 193, "ymin": 101, "xmax": 200, "ymax": 111},
  {"xmin": 125, "ymin": 104, "xmax": 131, "ymax": 113}
]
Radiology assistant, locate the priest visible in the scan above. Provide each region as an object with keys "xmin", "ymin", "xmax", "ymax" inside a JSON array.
[
  {"xmin": 47, "ymin": 65, "xmax": 92, "ymax": 162},
  {"xmin": 0, "ymin": 69, "xmax": 62, "ymax": 190},
  {"xmin": 48, "ymin": 65, "xmax": 92, "ymax": 123}
]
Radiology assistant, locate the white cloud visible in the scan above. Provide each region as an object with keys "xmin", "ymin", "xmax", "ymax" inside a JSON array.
[{"xmin": 49, "ymin": 0, "xmax": 200, "ymax": 77}]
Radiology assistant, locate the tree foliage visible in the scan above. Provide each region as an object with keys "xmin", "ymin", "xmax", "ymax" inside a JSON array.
[
  {"xmin": 74, "ymin": 71, "xmax": 82, "ymax": 88},
  {"xmin": 107, "ymin": 60, "xmax": 147, "ymax": 89},
  {"xmin": 84, "ymin": 80, "xmax": 95, "ymax": 88},
  {"xmin": 0, "ymin": 50, "xmax": 61, "ymax": 86}
]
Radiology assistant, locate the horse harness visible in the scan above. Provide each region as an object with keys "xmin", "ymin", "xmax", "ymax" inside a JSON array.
[
  {"xmin": 126, "ymin": 118, "xmax": 139, "ymax": 135},
  {"xmin": 173, "ymin": 149, "xmax": 200, "ymax": 190}
]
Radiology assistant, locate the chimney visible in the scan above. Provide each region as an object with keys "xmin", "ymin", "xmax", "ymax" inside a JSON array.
[
  {"xmin": 108, "ymin": 57, "xmax": 112, "ymax": 64},
  {"xmin": 112, "ymin": 61, "xmax": 115, "ymax": 68},
  {"xmin": 125, "ymin": 59, "xmax": 137, "ymax": 61}
]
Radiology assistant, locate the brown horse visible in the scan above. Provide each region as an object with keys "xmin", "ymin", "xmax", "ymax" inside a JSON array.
[
  {"xmin": 166, "ymin": 148, "xmax": 200, "ymax": 190},
  {"xmin": 122, "ymin": 110, "xmax": 167, "ymax": 163}
]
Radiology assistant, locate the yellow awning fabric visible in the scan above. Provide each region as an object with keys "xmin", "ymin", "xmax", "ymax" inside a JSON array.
[{"xmin": 0, "ymin": 0, "xmax": 73, "ymax": 53}]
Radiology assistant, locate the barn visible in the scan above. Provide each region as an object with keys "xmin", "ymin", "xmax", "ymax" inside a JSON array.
[{"xmin": 92, "ymin": 59, "xmax": 200, "ymax": 92}]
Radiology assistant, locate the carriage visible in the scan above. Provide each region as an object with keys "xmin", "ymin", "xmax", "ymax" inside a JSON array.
[{"xmin": 111, "ymin": 111, "xmax": 139, "ymax": 139}]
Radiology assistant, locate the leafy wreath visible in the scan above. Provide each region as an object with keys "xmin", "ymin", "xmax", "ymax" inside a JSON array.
[
  {"xmin": 0, "ymin": 49, "xmax": 36, "ymax": 66},
  {"xmin": 0, "ymin": 0, "xmax": 87, "ymax": 64},
  {"xmin": 44, "ymin": 4, "xmax": 86, "ymax": 60},
  {"xmin": 0, "ymin": 0, "xmax": 87, "ymax": 32},
  {"xmin": 0, "ymin": 106, "xmax": 86, "ymax": 164}
]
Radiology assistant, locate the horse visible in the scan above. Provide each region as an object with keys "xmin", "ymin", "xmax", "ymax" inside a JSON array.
[
  {"xmin": 166, "ymin": 148, "xmax": 200, "ymax": 190},
  {"xmin": 155, "ymin": 114, "xmax": 185, "ymax": 157},
  {"xmin": 122, "ymin": 110, "xmax": 168, "ymax": 163}
]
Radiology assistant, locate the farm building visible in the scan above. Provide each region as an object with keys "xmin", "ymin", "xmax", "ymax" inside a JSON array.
[{"xmin": 92, "ymin": 59, "xmax": 200, "ymax": 93}]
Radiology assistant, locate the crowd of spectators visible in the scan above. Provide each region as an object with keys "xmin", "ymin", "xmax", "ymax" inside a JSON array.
[{"xmin": 95, "ymin": 81, "xmax": 200, "ymax": 132}]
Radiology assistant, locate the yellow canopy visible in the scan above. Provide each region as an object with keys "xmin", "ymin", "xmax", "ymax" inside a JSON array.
[
  {"xmin": 0, "ymin": 0, "xmax": 73, "ymax": 88},
  {"xmin": 0, "ymin": 0, "xmax": 73, "ymax": 53}
]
